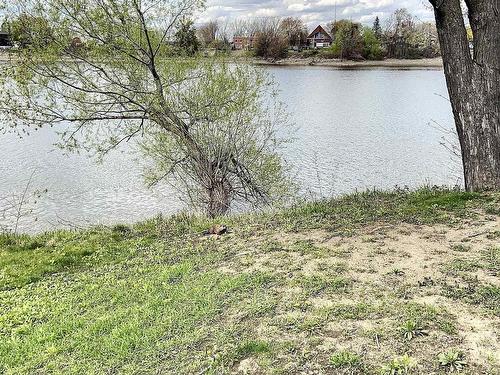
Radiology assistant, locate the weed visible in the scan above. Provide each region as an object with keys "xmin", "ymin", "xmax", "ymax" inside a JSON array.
[
  {"xmin": 484, "ymin": 204, "xmax": 500, "ymax": 216},
  {"xmin": 327, "ymin": 303, "xmax": 375, "ymax": 320},
  {"xmin": 486, "ymin": 231, "xmax": 500, "ymax": 240},
  {"xmin": 381, "ymin": 354, "xmax": 416, "ymax": 374},
  {"xmin": 330, "ymin": 350, "xmax": 362, "ymax": 368},
  {"xmin": 291, "ymin": 240, "xmax": 323, "ymax": 255},
  {"xmin": 450, "ymin": 243, "xmax": 471, "ymax": 252},
  {"xmin": 333, "ymin": 247, "xmax": 353, "ymax": 258},
  {"xmin": 438, "ymin": 350, "xmax": 467, "ymax": 372},
  {"xmin": 446, "ymin": 258, "xmax": 480, "ymax": 273},
  {"xmin": 442, "ymin": 280, "xmax": 500, "ymax": 316},
  {"xmin": 399, "ymin": 320, "xmax": 428, "ymax": 341},
  {"xmin": 112, "ymin": 224, "xmax": 131, "ymax": 234},
  {"xmin": 235, "ymin": 340, "xmax": 270, "ymax": 358},
  {"xmin": 390, "ymin": 268, "xmax": 405, "ymax": 276}
]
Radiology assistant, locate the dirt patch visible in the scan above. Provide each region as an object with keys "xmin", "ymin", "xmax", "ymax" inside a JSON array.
[{"xmin": 214, "ymin": 213, "xmax": 499, "ymax": 373}]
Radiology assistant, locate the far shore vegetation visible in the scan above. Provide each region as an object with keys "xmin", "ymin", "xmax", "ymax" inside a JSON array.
[{"xmin": 1, "ymin": 7, "xmax": 446, "ymax": 63}]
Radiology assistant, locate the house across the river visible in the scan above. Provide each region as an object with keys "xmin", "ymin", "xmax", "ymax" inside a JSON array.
[
  {"xmin": 307, "ymin": 25, "xmax": 332, "ymax": 48},
  {"xmin": 232, "ymin": 36, "xmax": 255, "ymax": 50}
]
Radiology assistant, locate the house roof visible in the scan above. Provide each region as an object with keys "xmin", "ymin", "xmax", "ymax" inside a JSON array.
[{"xmin": 307, "ymin": 25, "xmax": 332, "ymax": 41}]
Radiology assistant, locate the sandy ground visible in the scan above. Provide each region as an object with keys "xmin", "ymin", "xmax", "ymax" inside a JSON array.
[
  {"xmin": 0, "ymin": 51, "xmax": 14, "ymax": 63},
  {"xmin": 217, "ymin": 213, "xmax": 500, "ymax": 373}
]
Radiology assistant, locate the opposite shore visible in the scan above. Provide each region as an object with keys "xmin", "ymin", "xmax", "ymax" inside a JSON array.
[
  {"xmin": 0, "ymin": 51, "xmax": 443, "ymax": 69},
  {"xmin": 250, "ymin": 56, "xmax": 443, "ymax": 69}
]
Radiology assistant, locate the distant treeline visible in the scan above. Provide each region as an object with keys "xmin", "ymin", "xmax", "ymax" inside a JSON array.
[
  {"xmin": 1, "ymin": 9, "xmax": 445, "ymax": 60},
  {"xmin": 195, "ymin": 9, "xmax": 444, "ymax": 60}
]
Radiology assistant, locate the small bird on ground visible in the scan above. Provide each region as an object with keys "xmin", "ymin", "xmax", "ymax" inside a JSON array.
[{"xmin": 204, "ymin": 224, "xmax": 228, "ymax": 236}]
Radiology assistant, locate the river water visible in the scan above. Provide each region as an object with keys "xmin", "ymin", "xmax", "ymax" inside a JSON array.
[{"xmin": 0, "ymin": 66, "xmax": 460, "ymax": 233}]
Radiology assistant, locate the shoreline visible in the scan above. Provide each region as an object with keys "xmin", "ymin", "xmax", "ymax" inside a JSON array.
[
  {"xmin": 251, "ymin": 57, "xmax": 444, "ymax": 69},
  {"xmin": 0, "ymin": 52, "xmax": 443, "ymax": 69}
]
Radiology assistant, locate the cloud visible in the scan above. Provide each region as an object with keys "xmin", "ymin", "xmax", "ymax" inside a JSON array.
[
  {"xmin": 287, "ymin": 3, "xmax": 312, "ymax": 12},
  {"xmin": 254, "ymin": 7, "xmax": 279, "ymax": 16},
  {"xmin": 200, "ymin": 0, "xmax": 434, "ymax": 29}
]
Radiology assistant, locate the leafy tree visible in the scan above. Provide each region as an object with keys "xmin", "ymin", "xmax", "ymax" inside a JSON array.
[
  {"xmin": 384, "ymin": 8, "xmax": 417, "ymax": 58},
  {"xmin": 410, "ymin": 22, "xmax": 440, "ymax": 58},
  {"xmin": 253, "ymin": 18, "xmax": 288, "ymax": 60},
  {"xmin": 372, "ymin": 16, "xmax": 382, "ymax": 40},
  {"xmin": 198, "ymin": 20, "xmax": 218, "ymax": 47},
  {"xmin": 174, "ymin": 18, "xmax": 200, "ymax": 56},
  {"xmin": 280, "ymin": 17, "xmax": 307, "ymax": 49},
  {"xmin": 362, "ymin": 27, "xmax": 384, "ymax": 60},
  {"xmin": 0, "ymin": 0, "xmax": 291, "ymax": 217},
  {"xmin": 330, "ymin": 20, "xmax": 363, "ymax": 60},
  {"xmin": 198, "ymin": 20, "xmax": 231, "ymax": 53},
  {"xmin": 3, "ymin": 13, "xmax": 53, "ymax": 47},
  {"xmin": 1, "ymin": 18, "xmax": 9, "ymax": 33},
  {"xmin": 143, "ymin": 65, "xmax": 291, "ymax": 216},
  {"xmin": 429, "ymin": 0, "xmax": 500, "ymax": 191}
]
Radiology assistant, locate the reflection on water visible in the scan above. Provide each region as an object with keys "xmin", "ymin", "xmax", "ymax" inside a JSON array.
[{"xmin": 0, "ymin": 66, "xmax": 460, "ymax": 233}]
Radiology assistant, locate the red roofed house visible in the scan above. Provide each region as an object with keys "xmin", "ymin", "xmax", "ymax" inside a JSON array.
[
  {"xmin": 232, "ymin": 36, "xmax": 255, "ymax": 50},
  {"xmin": 307, "ymin": 25, "xmax": 333, "ymax": 48}
]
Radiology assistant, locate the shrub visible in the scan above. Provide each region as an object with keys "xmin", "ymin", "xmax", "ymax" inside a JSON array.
[
  {"xmin": 362, "ymin": 27, "xmax": 385, "ymax": 60},
  {"xmin": 318, "ymin": 49, "xmax": 337, "ymax": 59},
  {"xmin": 254, "ymin": 32, "xmax": 288, "ymax": 60},
  {"xmin": 330, "ymin": 20, "xmax": 364, "ymax": 60}
]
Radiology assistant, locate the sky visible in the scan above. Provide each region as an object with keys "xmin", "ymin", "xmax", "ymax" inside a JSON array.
[{"xmin": 199, "ymin": 0, "xmax": 435, "ymax": 29}]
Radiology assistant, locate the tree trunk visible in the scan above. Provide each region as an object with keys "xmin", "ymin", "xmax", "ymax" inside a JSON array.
[
  {"xmin": 430, "ymin": 0, "xmax": 500, "ymax": 191},
  {"xmin": 207, "ymin": 181, "xmax": 231, "ymax": 218}
]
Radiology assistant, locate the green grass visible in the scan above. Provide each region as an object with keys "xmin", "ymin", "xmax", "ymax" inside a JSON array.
[
  {"xmin": 0, "ymin": 187, "xmax": 498, "ymax": 374},
  {"xmin": 0, "ymin": 229, "xmax": 142, "ymax": 290},
  {"xmin": 271, "ymin": 187, "xmax": 483, "ymax": 233},
  {"xmin": 483, "ymin": 247, "xmax": 500, "ymax": 275},
  {"xmin": 296, "ymin": 274, "xmax": 351, "ymax": 295},
  {"xmin": 442, "ymin": 280, "xmax": 500, "ymax": 316},
  {"xmin": 330, "ymin": 350, "xmax": 362, "ymax": 369},
  {"xmin": 0, "ymin": 262, "xmax": 273, "ymax": 373}
]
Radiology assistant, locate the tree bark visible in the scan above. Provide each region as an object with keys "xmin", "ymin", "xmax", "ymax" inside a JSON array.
[{"xmin": 430, "ymin": 0, "xmax": 500, "ymax": 191}]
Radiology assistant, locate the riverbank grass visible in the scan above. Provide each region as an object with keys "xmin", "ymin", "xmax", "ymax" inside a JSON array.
[{"xmin": 1, "ymin": 188, "xmax": 499, "ymax": 374}]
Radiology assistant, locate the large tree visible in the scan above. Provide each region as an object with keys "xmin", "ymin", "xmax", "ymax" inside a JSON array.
[
  {"xmin": 330, "ymin": 20, "xmax": 364, "ymax": 60},
  {"xmin": 253, "ymin": 17, "xmax": 288, "ymax": 60},
  {"xmin": 198, "ymin": 20, "xmax": 218, "ymax": 46},
  {"xmin": 0, "ymin": 0, "xmax": 290, "ymax": 217},
  {"xmin": 429, "ymin": 0, "xmax": 500, "ymax": 191},
  {"xmin": 174, "ymin": 17, "xmax": 200, "ymax": 55},
  {"xmin": 280, "ymin": 17, "xmax": 307, "ymax": 49}
]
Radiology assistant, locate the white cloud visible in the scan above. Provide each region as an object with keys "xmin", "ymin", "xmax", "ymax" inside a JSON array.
[
  {"xmin": 343, "ymin": 0, "xmax": 394, "ymax": 15},
  {"xmin": 254, "ymin": 8, "xmax": 279, "ymax": 16},
  {"xmin": 358, "ymin": 11, "xmax": 384, "ymax": 23},
  {"xmin": 316, "ymin": 0, "xmax": 353, "ymax": 6},
  {"xmin": 287, "ymin": 3, "xmax": 312, "ymax": 11}
]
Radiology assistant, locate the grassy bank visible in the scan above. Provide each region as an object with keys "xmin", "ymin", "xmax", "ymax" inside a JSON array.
[{"xmin": 1, "ymin": 188, "xmax": 499, "ymax": 374}]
